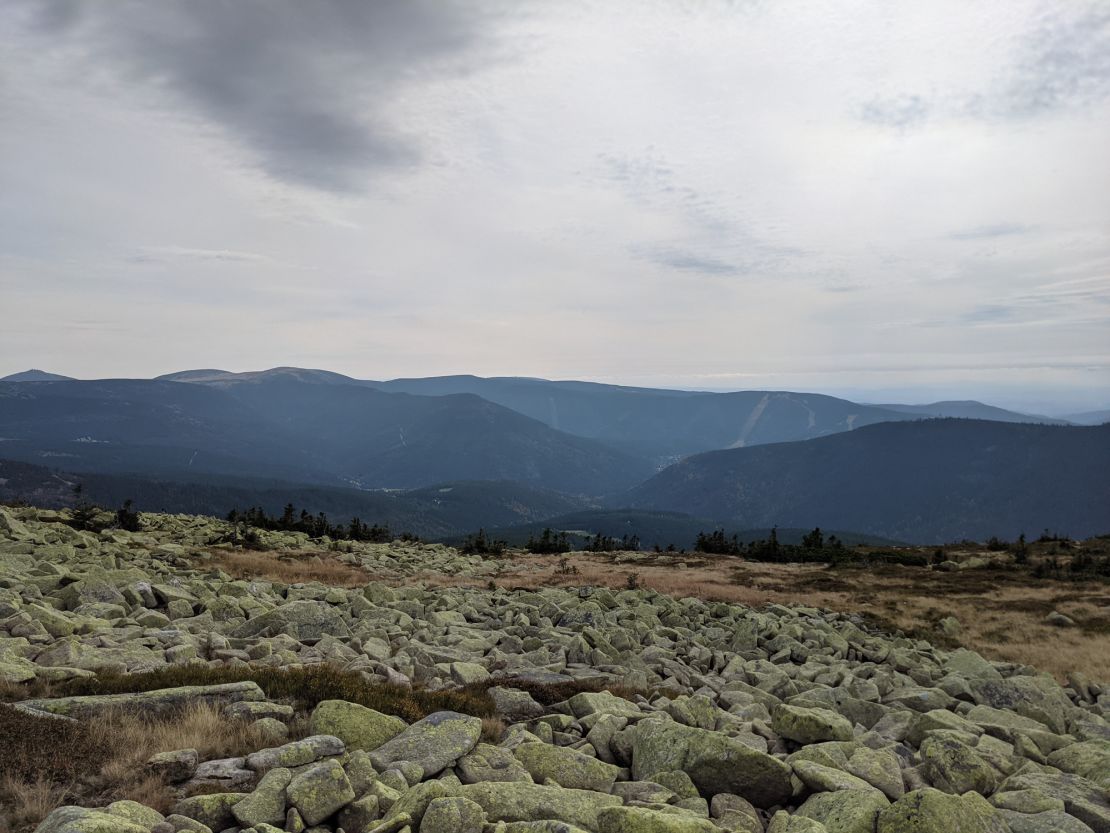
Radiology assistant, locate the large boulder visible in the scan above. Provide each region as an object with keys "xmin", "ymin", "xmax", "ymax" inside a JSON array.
[
  {"xmin": 631, "ymin": 719, "xmax": 792, "ymax": 808},
  {"xmin": 286, "ymin": 759, "xmax": 356, "ymax": 826},
  {"xmin": 232, "ymin": 767, "xmax": 292, "ymax": 828},
  {"xmin": 173, "ymin": 793, "xmax": 249, "ymax": 831},
  {"xmin": 513, "ymin": 742, "xmax": 620, "ymax": 792},
  {"xmin": 33, "ymin": 806, "xmax": 149, "ymax": 833},
  {"xmin": 420, "ymin": 796, "xmax": 486, "ymax": 833},
  {"xmin": 459, "ymin": 782, "xmax": 622, "ymax": 831},
  {"xmin": 308, "ymin": 700, "xmax": 406, "ymax": 752},
  {"xmin": 772, "ymin": 705, "xmax": 854, "ymax": 745},
  {"xmin": 795, "ymin": 789, "xmax": 890, "ymax": 833},
  {"xmin": 877, "ymin": 788, "xmax": 1010, "ymax": 833},
  {"xmin": 370, "ymin": 710, "xmax": 482, "ymax": 776},
  {"xmin": 998, "ymin": 769, "xmax": 1110, "ymax": 833},
  {"xmin": 231, "ymin": 600, "xmax": 349, "ymax": 642},
  {"xmin": 18, "ymin": 682, "xmax": 264, "ymax": 720},
  {"xmin": 597, "ymin": 806, "xmax": 720, "ymax": 833}
]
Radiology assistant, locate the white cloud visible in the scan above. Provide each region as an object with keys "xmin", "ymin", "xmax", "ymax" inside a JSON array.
[{"xmin": 0, "ymin": 0, "xmax": 1107, "ymax": 412}]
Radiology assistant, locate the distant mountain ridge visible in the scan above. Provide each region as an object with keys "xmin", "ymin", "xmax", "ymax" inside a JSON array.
[
  {"xmin": 623, "ymin": 419, "xmax": 1110, "ymax": 542},
  {"xmin": 0, "ymin": 458, "xmax": 594, "ymax": 539},
  {"xmin": 0, "ymin": 377, "xmax": 652, "ymax": 495},
  {"xmin": 875, "ymin": 400, "xmax": 1068, "ymax": 425}
]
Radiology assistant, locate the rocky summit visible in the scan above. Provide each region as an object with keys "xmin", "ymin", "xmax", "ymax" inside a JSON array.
[{"xmin": 2, "ymin": 505, "xmax": 1110, "ymax": 833}]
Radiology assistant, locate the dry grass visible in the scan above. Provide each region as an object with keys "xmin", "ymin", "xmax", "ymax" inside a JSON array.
[
  {"xmin": 0, "ymin": 702, "xmax": 274, "ymax": 833},
  {"xmin": 82, "ymin": 702, "xmax": 263, "ymax": 808},
  {"xmin": 201, "ymin": 548, "xmax": 369, "ymax": 587},
  {"xmin": 480, "ymin": 716, "xmax": 507, "ymax": 744},
  {"xmin": 0, "ymin": 777, "xmax": 66, "ymax": 833}
]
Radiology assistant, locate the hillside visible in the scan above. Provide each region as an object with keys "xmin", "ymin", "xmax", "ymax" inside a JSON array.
[
  {"xmin": 0, "ymin": 378, "xmax": 652, "ymax": 494},
  {"xmin": 623, "ymin": 419, "xmax": 1110, "ymax": 542},
  {"xmin": 371, "ymin": 375, "xmax": 919, "ymax": 460},
  {"xmin": 876, "ymin": 400, "xmax": 1068, "ymax": 424},
  {"xmin": 0, "ymin": 458, "xmax": 593, "ymax": 538}
]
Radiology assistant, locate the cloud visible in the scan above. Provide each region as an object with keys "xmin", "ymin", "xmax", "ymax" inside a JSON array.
[
  {"xmin": 126, "ymin": 246, "xmax": 282, "ymax": 265},
  {"xmin": 949, "ymin": 223, "xmax": 1033, "ymax": 241},
  {"xmin": 859, "ymin": 94, "xmax": 930, "ymax": 129},
  {"xmin": 996, "ymin": 4, "xmax": 1110, "ymax": 117},
  {"xmin": 15, "ymin": 0, "xmax": 499, "ymax": 191},
  {"xmin": 638, "ymin": 246, "xmax": 739, "ymax": 276}
]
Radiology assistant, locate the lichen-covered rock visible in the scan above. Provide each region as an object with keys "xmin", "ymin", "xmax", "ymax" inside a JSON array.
[
  {"xmin": 597, "ymin": 806, "xmax": 720, "ymax": 833},
  {"xmin": 795, "ymin": 789, "xmax": 890, "ymax": 833},
  {"xmin": 20, "ymin": 681, "xmax": 264, "ymax": 720},
  {"xmin": 147, "ymin": 748, "xmax": 199, "ymax": 783},
  {"xmin": 631, "ymin": 719, "xmax": 793, "ymax": 808},
  {"xmin": 459, "ymin": 743, "xmax": 534, "ymax": 783},
  {"xmin": 33, "ymin": 806, "xmax": 150, "ymax": 833},
  {"xmin": 370, "ymin": 710, "xmax": 481, "ymax": 776},
  {"xmin": 773, "ymin": 704, "xmax": 854, "ymax": 745},
  {"xmin": 233, "ymin": 767, "xmax": 292, "ymax": 828},
  {"xmin": 997, "ymin": 809, "xmax": 1096, "ymax": 833},
  {"xmin": 308, "ymin": 699, "xmax": 406, "ymax": 752},
  {"xmin": 231, "ymin": 600, "xmax": 349, "ymax": 642},
  {"xmin": 105, "ymin": 801, "xmax": 165, "ymax": 828},
  {"xmin": 286, "ymin": 759, "xmax": 356, "ymax": 825},
  {"xmin": 876, "ymin": 788, "xmax": 1009, "ymax": 833},
  {"xmin": 173, "ymin": 792, "xmax": 249, "ymax": 831},
  {"xmin": 459, "ymin": 782, "xmax": 622, "ymax": 830},
  {"xmin": 246, "ymin": 735, "xmax": 345, "ymax": 772},
  {"xmin": 513, "ymin": 741, "xmax": 621, "ymax": 791},
  {"xmin": 767, "ymin": 812, "xmax": 829, "ymax": 832},
  {"xmin": 919, "ymin": 734, "xmax": 998, "ymax": 796},
  {"xmin": 420, "ymin": 796, "xmax": 486, "ymax": 833}
]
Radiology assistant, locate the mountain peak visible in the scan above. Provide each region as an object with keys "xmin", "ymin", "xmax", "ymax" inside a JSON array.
[{"xmin": 0, "ymin": 369, "xmax": 75, "ymax": 382}]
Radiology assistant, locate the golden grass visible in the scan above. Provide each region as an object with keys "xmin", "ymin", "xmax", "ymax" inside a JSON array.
[
  {"xmin": 202, "ymin": 548, "xmax": 369, "ymax": 587},
  {"xmin": 0, "ymin": 776, "xmax": 66, "ymax": 833},
  {"xmin": 480, "ymin": 716, "xmax": 507, "ymax": 744},
  {"xmin": 0, "ymin": 702, "xmax": 278, "ymax": 832}
]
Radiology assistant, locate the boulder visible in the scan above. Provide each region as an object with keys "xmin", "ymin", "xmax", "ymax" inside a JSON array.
[
  {"xmin": 33, "ymin": 806, "xmax": 150, "ymax": 833},
  {"xmin": 513, "ymin": 742, "xmax": 621, "ymax": 791},
  {"xmin": 308, "ymin": 700, "xmax": 406, "ymax": 752},
  {"xmin": 420, "ymin": 796, "xmax": 486, "ymax": 833},
  {"xmin": 286, "ymin": 759, "xmax": 356, "ymax": 826},
  {"xmin": 876, "ymin": 788, "xmax": 1009, "ymax": 833},
  {"xmin": 631, "ymin": 720, "xmax": 793, "ymax": 808},
  {"xmin": 231, "ymin": 600, "xmax": 349, "ymax": 642},
  {"xmin": 232, "ymin": 767, "xmax": 292, "ymax": 828},
  {"xmin": 369, "ymin": 710, "xmax": 482, "ymax": 776},
  {"xmin": 459, "ymin": 782, "xmax": 622, "ymax": 831},
  {"xmin": 772, "ymin": 705, "xmax": 854, "ymax": 745},
  {"xmin": 795, "ymin": 789, "xmax": 890, "ymax": 833},
  {"xmin": 597, "ymin": 806, "xmax": 720, "ymax": 833},
  {"xmin": 919, "ymin": 734, "xmax": 997, "ymax": 795}
]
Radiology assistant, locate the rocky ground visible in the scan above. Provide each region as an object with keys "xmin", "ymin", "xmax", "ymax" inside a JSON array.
[{"xmin": 1, "ymin": 506, "xmax": 1109, "ymax": 833}]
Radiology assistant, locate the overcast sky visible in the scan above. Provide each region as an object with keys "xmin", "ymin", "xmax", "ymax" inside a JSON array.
[{"xmin": 2, "ymin": 1, "xmax": 1108, "ymax": 413}]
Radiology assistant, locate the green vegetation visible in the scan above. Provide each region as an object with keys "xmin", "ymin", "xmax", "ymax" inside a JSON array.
[
  {"xmin": 226, "ymin": 503, "xmax": 413, "ymax": 543},
  {"xmin": 695, "ymin": 526, "xmax": 930, "ymax": 567},
  {"xmin": 525, "ymin": 527, "xmax": 571, "ymax": 554},
  {"xmin": 461, "ymin": 528, "xmax": 507, "ymax": 555}
]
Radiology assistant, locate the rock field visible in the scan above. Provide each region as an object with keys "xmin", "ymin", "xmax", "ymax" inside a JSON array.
[{"xmin": 1, "ymin": 506, "xmax": 1109, "ymax": 833}]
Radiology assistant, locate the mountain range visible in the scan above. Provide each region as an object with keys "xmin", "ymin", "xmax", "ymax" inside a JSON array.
[{"xmin": 0, "ymin": 367, "xmax": 1106, "ymax": 542}]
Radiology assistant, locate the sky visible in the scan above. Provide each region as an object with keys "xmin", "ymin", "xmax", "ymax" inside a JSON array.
[{"xmin": 1, "ymin": 1, "xmax": 1108, "ymax": 414}]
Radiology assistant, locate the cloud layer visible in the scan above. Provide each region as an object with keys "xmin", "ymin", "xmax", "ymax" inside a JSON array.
[{"xmin": 1, "ymin": 0, "xmax": 1107, "ymax": 412}]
